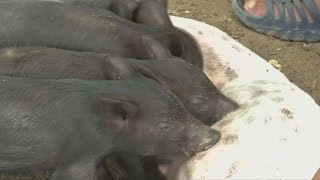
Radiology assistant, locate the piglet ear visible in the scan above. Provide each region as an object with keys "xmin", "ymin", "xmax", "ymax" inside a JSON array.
[
  {"xmin": 100, "ymin": 98, "xmax": 138, "ymax": 128},
  {"xmin": 134, "ymin": 62, "xmax": 161, "ymax": 85},
  {"xmin": 111, "ymin": 0, "xmax": 137, "ymax": 20},
  {"xmin": 142, "ymin": 35, "xmax": 172, "ymax": 59}
]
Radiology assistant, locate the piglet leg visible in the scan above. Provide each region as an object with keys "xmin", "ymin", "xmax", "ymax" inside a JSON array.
[{"xmin": 51, "ymin": 158, "xmax": 99, "ymax": 180}]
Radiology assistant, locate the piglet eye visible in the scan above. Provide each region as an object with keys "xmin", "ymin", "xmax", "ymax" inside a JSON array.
[
  {"xmin": 189, "ymin": 96, "xmax": 203, "ymax": 106},
  {"xmin": 160, "ymin": 124, "xmax": 171, "ymax": 131},
  {"xmin": 189, "ymin": 96, "xmax": 207, "ymax": 112},
  {"xmin": 122, "ymin": 113, "xmax": 127, "ymax": 121}
]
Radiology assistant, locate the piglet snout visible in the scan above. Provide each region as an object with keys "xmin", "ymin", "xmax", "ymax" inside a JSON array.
[
  {"xmin": 212, "ymin": 95, "xmax": 238, "ymax": 123},
  {"xmin": 187, "ymin": 127, "xmax": 220, "ymax": 154},
  {"xmin": 197, "ymin": 129, "xmax": 221, "ymax": 152}
]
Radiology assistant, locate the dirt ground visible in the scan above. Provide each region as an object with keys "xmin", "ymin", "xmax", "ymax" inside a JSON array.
[{"xmin": 169, "ymin": 0, "xmax": 320, "ymax": 105}]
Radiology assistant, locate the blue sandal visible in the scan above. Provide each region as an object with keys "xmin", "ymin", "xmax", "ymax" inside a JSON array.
[{"xmin": 232, "ymin": 0, "xmax": 320, "ymax": 42}]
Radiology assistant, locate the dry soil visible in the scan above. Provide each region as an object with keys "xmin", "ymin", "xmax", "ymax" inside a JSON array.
[{"xmin": 169, "ymin": 0, "xmax": 320, "ymax": 105}]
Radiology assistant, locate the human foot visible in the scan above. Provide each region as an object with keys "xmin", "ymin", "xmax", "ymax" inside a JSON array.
[
  {"xmin": 244, "ymin": 0, "xmax": 267, "ymax": 17},
  {"xmin": 243, "ymin": 0, "xmax": 320, "ymax": 22},
  {"xmin": 232, "ymin": 0, "xmax": 320, "ymax": 41}
]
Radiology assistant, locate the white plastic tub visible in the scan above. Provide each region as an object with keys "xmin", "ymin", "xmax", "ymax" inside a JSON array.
[{"xmin": 171, "ymin": 16, "xmax": 320, "ymax": 180}]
